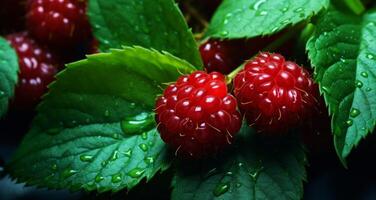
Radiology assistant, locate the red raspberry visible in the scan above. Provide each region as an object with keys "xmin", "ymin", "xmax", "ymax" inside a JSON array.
[
  {"xmin": 234, "ymin": 52, "xmax": 318, "ymax": 134},
  {"xmin": 6, "ymin": 32, "xmax": 60, "ymax": 111},
  {"xmin": 199, "ymin": 40, "xmax": 238, "ymax": 74},
  {"xmin": 26, "ymin": 0, "xmax": 91, "ymax": 48},
  {"xmin": 155, "ymin": 71, "xmax": 242, "ymax": 158}
]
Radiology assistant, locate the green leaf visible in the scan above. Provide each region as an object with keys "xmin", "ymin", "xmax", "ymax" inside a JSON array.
[
  {"xmin": 172, "ymin": 126, "xmax": 307, "ymax": 200},
  {"xmin": 0, "ymin": 36, "xmax": 18, "ymax": 118},
  {"xmin": 307, "ymin": 7, "xmax": 376, "ymax": 163},
  {"xmin": 88, "ymin": 0, "xmax": 202, "ymax": 68},
  {"xmin": 206, "ymin": 0, "xmax": 329, "ymax": 39},
  {"xmin": 8, "ymin": 47, "xmax": 196, "ymax": 192}
]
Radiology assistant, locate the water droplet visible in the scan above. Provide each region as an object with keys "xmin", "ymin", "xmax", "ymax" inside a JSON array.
[
  {"xmin": 220, "ymin": 31, "xmax": 229, "ymax": 36},
  {"xmin": 321, "ymin": 86, "xmax": 330, "ymax": 93},
  {"xmin": 346, "ymin": 119, "xmax": 353, "ymax": 126},
  {"xmin": 236, "ymin": 183, "xmax": 242, "ymax": 188},
  {"xmin": 141, "ymin": 132, "xmax": 148, "ymax": 140},
  {"xmin": 103, "ymin": 40, "xmax": 110, "ymax": 45},
  {"xmin": 350, "ymin": 108, "xmax": 360, "ymax": 118},
  {"xmin": 144, "ymin": 157, "xmax": 154, "ymax": 165},
  {"xmin": 252, "ymin": 0, "xmax": 267, "ymax": 10},
  {"xmin": 256, "ymin": 10, "xmax": 268, "ymax": 16},
  {"xmin": 104, "ymin": 110, "xmax": 110, "ymax": 117},
  {"xmin": 123, "ymin": 149, "xmax": 132, "ymax": 157},
  {"xmin": 101, "ymin": 161, "xmax": 108, "ymax": 167},
  {"xmin": 51, "ymin": 164, "xmax": 57, "ymax": 171},
  {"xmin": 80, "ymin": 155, "xmax": 94, "ymax": 162},
  {"xmin": 280, "ymin": 19, "xmax": 290, "ymax": 25},
  {"xmin": 111, "ymin": 173, "xmax": 122, "ymax": 183},
  {"xmin": 360, "ymin": 72, "xmax": 368, "ymax": 78},
  {"xmin": 366, "ymin": 53, "xmax": 375, "ymax": 60},
  {"xmin": 112, "ymin": 133, "xmax": 120, "ymax": 139},
  {"xmin": 110, "ymin": 150, "xmax": 119, "ymax": 161},
  {"xmin": 95, "ymin": 175, "xmax": 104, "ymax": 183},
  {"xmin": 139, "ymin": 143, "xmax": 148, "ymax": 152},
  {"xmin": 226, "ymin": 171, "xmax": 233, "ymax": 175},
  {"xmin": 61, "ymin": 169, "xmax": 77, "ymax": 179},
  {"xmin": 223, "ymin": 19, "xmax": 229, "ymax": 24},
  {"xmin": 281, "ymin": 7, "xmax": 288, "ymax": 13},
  {"xmin": 294, "ymin": 7, "xmax": 304, "ymax": 13},
  {"xmin": 128, "ymin": 168, "xmax": 144, "ymax": 178},
  {"xmin": 271, "ymin": 27, "xmax": 278, "ymax": 33},
  {"xmin": 213, "ymin": 182, "xmax": 230, "ymax": 197},
  {"xmin": 0, "ymin": 91, "xmax": 5, "ymax": 97},
  {"xmin": 355, "ymin": 80, "xmax": 363, "ymax": 88},
  {"xmin": 121, "ymin": 112, "xmax": 155, "ymax": 135},
  {"xmin": 238, "ymin": 162, "xmax": 244, "ymax": 167},
  {"xmin": 249, "ymin": 167, "xmax": 264, "ymax": 180},
  {"xmin": 366, "ymin": 87, "xmax": 372, "ymax": 92}
]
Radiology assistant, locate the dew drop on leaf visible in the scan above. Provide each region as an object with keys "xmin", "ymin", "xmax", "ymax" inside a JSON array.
[
  {"xmin": 0, "ymin": 90, "xmax": 5, "ymax": 97},
  {"xmin": 121, "ymin": 112, "xmax": 154, "ymax": 135},
  {"xmin": 220, "ymin": 31, "xmax": 229, "ymax": 36},
  {"xmin": 256, "ymin": 10, "xmax": 268, "ymax": 16},
  {"xmin": 61, "ymin": 169, "xmax": 77, "ymax": 179},
  {"xmin": 213, "ymin": 182, "xmax": 230, "ymax": 197},
  {"xmin": 294, "ymin": 8, "xmax": 304, "ymax": 13},
  {"xmin": 95, "ymin": 175, "xmax": 104, "ymax": 183},
  {"xmin": 104, "ymin": 110, "xmax": 110, "ymax": 117},
  {"xmin": 236, "ymin": 183, "xmax": 242, "ymax": 188},
  {"xmin": 281, "ymin": 7, "xmax": 288, "ymax": 13},
  {"xmin": 139, "ymin": 143, "xmax": 149, "ymax": 152},
  {"xmin": 144, "ymin": 156, "xmax": 154, "ymax": 165},
  {"xmin": 123, "ymin": 149, "xmax": 132, "ymax": 157},
  {"xmin": 111, "ymin": 173, "xmax": 122, "ymax": 183},
  {"xmin": 366, "ymin": 87, "xmax": 372, "ymax": 92},
  {"xmin": 360, "ymin": 72, "xmax": 368, "ymax": 78},
  {"xmin": 346, "ymin": 119, "xmax": 353, "ymax": 127},
  {"xmin": 128, "ymin": 168, "xmax": 145, "ymax": 178},
  {"xmin": 110, "ymin": 150, "xmax": 119, "ymax": 161},
  {"xmin": 238, "ymin": 162, "xmax": 244, "ymax": 167},
  {"xmin": 141, "ymin": 132, "xmax": 148, "ymax": 140},
  {"xmin": 80, "ymin": 155, "xmax": 94, "ymax": 162},
  {"xmin": 51, "ymin": 164, "xmax": 57, "ymax": 171},
  {"xmin": 366, "ymin": 53, "xmax": 375, "ymax": 60},
  {"xmin": 355, "ymin": 80, "xmax": 363, "ymax": 88},
  {"xmin": 226, "ymin": 171, "xmax": 233, "ymax": 176},
  {"xmin": 252, "ymin": 0, "xmax": 267, "ymax": 10},
  {"xmin": 349, "ymin": 108, "xmax": 361, "ymax": 118}
]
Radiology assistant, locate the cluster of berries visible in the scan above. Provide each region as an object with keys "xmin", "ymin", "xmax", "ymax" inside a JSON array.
[
  {"xmin": 156, "ymin": 51, "xmax": 320, "ymax": 158},
  {"xmin": 1, "ymin": 0, "xmax": 94, "ymax": 111}
]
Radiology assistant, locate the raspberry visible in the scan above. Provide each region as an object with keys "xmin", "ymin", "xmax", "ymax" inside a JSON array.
[
  {"xmin": 234, "ymin": 52, "xmax": 318, "ymax": 134},
  {"xmin": 26, "ymin": 0, "xmax": 91, "ymax": 48},
  {"xmin": 6, "ymin": 32, "xmax": 60, "ymax": 111},
  {"xmin": 155, "ymin": 71, "xmax": 242, "ymax": 158},
  {"xmin": 199, "ymin": 40, "xmax": 238, "ymax": 74}
]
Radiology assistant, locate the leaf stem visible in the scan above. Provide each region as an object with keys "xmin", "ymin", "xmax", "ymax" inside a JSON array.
[
  {"xmin": 226, "ymin": 29, "xmax": 299, "ymax": 84},
  {"xmin": 344, "ymin": 0, "xmax": 365, "ymax": 15}
]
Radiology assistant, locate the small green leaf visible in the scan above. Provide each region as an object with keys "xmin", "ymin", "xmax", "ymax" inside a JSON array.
[
  {"xmin": 88, "ymin": 0, "xmax": 202, "ymax": 68},
  {"xmin": 307, "ymin": 7, "xmax": 376, "ymax": 163},
  {"xmin": 206, "ymin": 0, "xmax": 329, "ymax": 39},
  {"xmin": 8, "ymin": 47, "xmax": 196, "ymax": 192},
  {"xmin": 0, "ymin": 37, "xmax": 18, "ymax": 118},
  {"xmin": 172, "ymin": 126, "xmax": 307, "ymax": 200}
]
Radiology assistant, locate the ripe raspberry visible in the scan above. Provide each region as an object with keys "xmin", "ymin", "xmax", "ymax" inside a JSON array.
[
  {"xmin": 234, "ymin": 52, "xmax": 318, "ymax": 134},
  {"xmin": 26, "ymin": 0, "xmax": 91, "ymax": 48},
  {"xmin": 199, "ymin": 39, "xmax": 239, "ymax": 74},
  {"xmin": 155, "ymin": 71, "xmax": 242, "ymax": 158},
  {"xmin": 6, "ymin": 32, "xmax": 60, "ymax": 111}
]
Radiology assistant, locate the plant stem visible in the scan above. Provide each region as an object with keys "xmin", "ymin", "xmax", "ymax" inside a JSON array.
[
  {"xmin": 183, "ymin": 1, "xmax": 209, "ymax": 28},
  {"xmin": 344, "ymin": 0, "xmax": 365, "ymax": 15}
]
